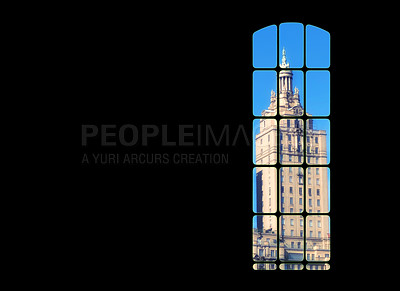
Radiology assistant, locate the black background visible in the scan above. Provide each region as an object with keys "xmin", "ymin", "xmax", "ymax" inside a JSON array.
[{"xmin": 62, "ymin": 9, "xmax": 383, "ymax": 285}]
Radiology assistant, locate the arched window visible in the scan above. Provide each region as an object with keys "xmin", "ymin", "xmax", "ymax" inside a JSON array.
[{"xmin": 253, "ymin": 23, "xmax": 331, "ymax": 271}]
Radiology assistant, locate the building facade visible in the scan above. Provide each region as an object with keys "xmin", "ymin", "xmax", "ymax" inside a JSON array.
[{"xmin": 253, "ymin": 50, "xmax": 330, "ymax": 268}]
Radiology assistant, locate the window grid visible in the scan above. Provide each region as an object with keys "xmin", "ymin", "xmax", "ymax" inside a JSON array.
[{"xmin": 252, "ymin": 23, "xmax": 330, "ymax": 271}]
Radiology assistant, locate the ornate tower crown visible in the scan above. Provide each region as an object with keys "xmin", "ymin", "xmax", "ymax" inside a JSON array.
[{"xmin": 280, "ymin": 47, "xmax": 290, "ymax": 68}]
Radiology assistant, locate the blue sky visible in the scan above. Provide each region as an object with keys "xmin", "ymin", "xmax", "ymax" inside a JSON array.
[
  {"xmin": 253, "ymin": 25, "xmax": 276, "ymax": 68},
  {"xmin": 306, "ymin": 71, "xmax": 330, "ymax": 116},
  {"xmin": 306, "ymin": 25, "xmax": 330, "ymax": 68},
  {"xmin": 253, "ymin": 23, "xmax": 330, "ymax": 69},
  {"xmin": 252, "ymin": 71, "xmax": 276, "ymax": 116},
  {"xmin": 279, "ymin": 23, "xmax": 304, "ymax": 68}
]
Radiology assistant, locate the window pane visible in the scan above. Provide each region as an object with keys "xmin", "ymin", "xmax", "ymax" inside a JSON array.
[
  {"xmin": 306, "ymin": 119, "xmax": 330, "ymax": 165},
  {"xmin": 279, "ymin": 119, "xmax": 303, "ymax": 165},
  {"xmin": 253, "ymin": 263, "xmax": 277, "ymax": 270},
  {"xmin": 306, "ymin": 25, "xmax": 330, "ymax": 68},
  {"xmin": 306, "ymin": 167, "xmax": 330, "ymax": 213},
  {"xmin": 279, "ymin": 70, "xmax": 304, "ymax": 117},
  {"xmin": 306, "ymin": 263, "xmax": 330, "ymax": 270},
  {"xmin": 279, "ymin": 263, "xmax": 304, "ymax": 270},
  {"xmin": 279, "ymin": 23, "xmax": 304, "ymax": 68},
  {"xmin": 253, "ymin": 119, "xmax": 277, "ymax": 165},
  {"xmin": 253, "ymin": 167, "xmax": 277, "ymax": 213},
  {"xmin": 279, "ymin": 167, "xmax": 303, "ymax": 213},
  {"xmin": 306, "ymin": 71, "xmax": 330, "ymax": 116},
  {"xmin": 253, "ymin": 71, "xmax": 277, "ymax": 117},
  {"xmin": 253, "ymin": 25, "xmax": 277, "ymax": 68},
  {"xmin": 306, "ymin": 216, "xmax": 330, "ymax": 262},
  {"xmin": 280, "ymin": 215, "xmax": 304, "ymax": 261},
  {"xmin": 253, "ymin": 215, "xmax": 277, "ymax": 262}
]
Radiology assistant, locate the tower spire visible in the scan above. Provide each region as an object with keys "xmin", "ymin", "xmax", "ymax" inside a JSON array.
[{"xmin": 280, "ymin": 47, "xmax": 289, "ymax": 68}]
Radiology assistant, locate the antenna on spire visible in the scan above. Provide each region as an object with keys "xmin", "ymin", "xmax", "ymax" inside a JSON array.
[{"xmin": 280, "ymin": 47, "xmax": 289, "ymax": 68}]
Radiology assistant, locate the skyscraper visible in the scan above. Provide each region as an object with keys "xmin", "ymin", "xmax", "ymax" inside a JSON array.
[{"xmin": 253, "ymin": 49, "xmax": 330, "ymax": 268}]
